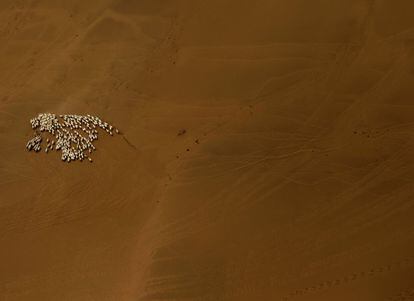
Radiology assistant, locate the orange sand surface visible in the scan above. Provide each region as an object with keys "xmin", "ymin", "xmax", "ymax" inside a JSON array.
[{"xmin": 1, "ymin": 1, "xmax": 414, "ymax": 300}]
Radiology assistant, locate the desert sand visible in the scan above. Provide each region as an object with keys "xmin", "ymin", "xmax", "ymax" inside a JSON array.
[{"xmin": 1, "ymin": 1, "xmax": 414, "ymax": 300}]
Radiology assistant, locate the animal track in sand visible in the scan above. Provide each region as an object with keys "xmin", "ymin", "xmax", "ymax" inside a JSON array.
[
  {"xmin": 281, "ymin": 256, "xmax": 414, "ymax": 300},
  {"xmin": 388, "ymin": 288, "xmax": 414, "ymax": 301}
]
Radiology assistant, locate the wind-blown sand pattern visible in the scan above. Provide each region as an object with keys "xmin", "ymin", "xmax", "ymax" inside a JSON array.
[{"xmin": 1, "ymin": 1, "xmax": 414, "ymax": 300}]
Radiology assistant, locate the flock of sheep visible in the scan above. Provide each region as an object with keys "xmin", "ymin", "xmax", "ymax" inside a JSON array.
[{"xmin": 26, "ymin": 113, "xmax": 119, "ymax": 163}]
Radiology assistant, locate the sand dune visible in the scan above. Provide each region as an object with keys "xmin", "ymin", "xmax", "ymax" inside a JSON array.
[{"xmin": 1, "ymin": 1, "xmax": 414, "ymax": 300}]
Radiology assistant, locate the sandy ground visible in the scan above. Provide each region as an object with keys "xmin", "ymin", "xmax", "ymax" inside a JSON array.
[{"xmin": 1, "ymin": 1, "xmax": 414, "ymax": 300}]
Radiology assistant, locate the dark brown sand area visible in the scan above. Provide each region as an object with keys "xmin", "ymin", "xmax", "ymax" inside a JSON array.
[{"xmin": 1, "ymin": 1, "xmax": 414, "ymax": 300}]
